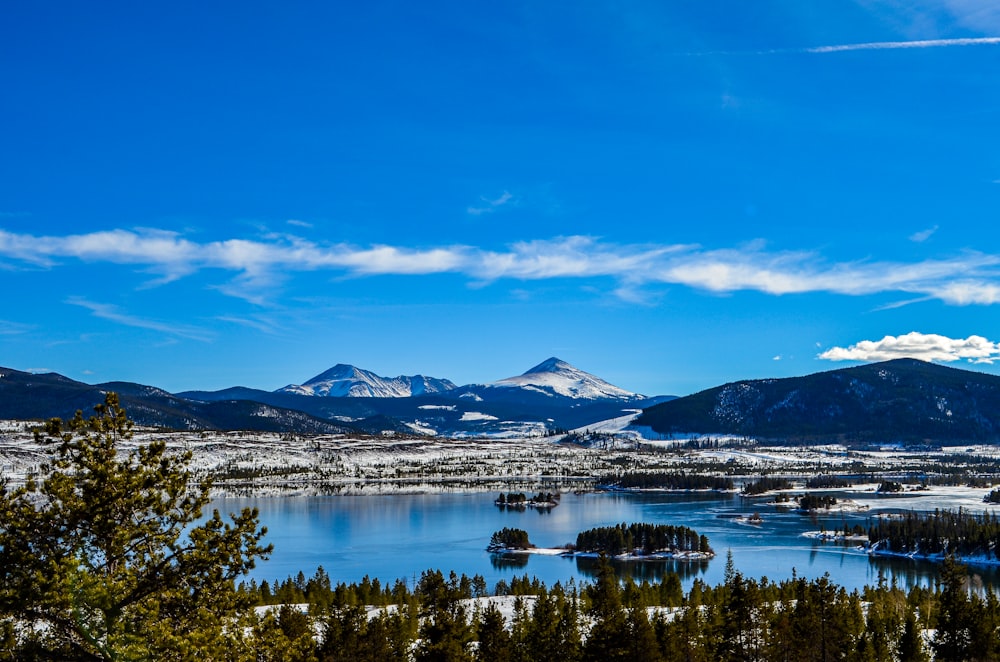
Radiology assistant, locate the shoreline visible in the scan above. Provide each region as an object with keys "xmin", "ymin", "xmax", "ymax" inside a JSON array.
[{"xmin": 488, "ymin": 546, "xmax": 715, "ymax": 562}]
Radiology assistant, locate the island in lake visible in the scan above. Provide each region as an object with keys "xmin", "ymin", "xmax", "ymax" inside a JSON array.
[
  {"xmin": 488, "ymin": 522, "xmax": 715, "ymax": 561},
  {"xmin": 495, "ymin": 491, "xmax": 560, "ymax": 510}
]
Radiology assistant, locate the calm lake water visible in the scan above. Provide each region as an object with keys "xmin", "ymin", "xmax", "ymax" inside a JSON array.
[{"xmin": 214, "ymin": 491, "xmax": 1000, "ymax": 593}]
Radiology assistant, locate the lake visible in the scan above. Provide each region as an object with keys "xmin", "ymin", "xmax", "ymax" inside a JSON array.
[{"xmin": 214, "ymin": 490, "xmax": 1000, "ymax": 593}]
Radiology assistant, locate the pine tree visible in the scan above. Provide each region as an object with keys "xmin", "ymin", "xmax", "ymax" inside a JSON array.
[
  {"xmin": 0, "ymin": 393, "xmax": 271, "ymax": 660},
  {"xmin": 476, "ymin": 603, "xmax": 512, "ymax": 662},
  {"xmin": 583, "ymin": 557, "xmax": 630, "ymax": 662},
  {"xmin": 932, "ymin": 556, "xmax": 973, "ymax": 661}
]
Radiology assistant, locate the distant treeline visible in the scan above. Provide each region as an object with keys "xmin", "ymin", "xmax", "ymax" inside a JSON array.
[
  {"xmin": 597, "ymin": 472, "xmax": 733, "ymax": 491},
  {"xmin": 742, "ymin": 476, "xmax": 794, "ymax": 496},
  {"xmin": 574, "ymin": 523, "xmax": 711, "ymax": 556},
  {"xmin": 869, "ymin": 508, "xmax": 1000, "ymax": 560},
  {"xmin": 805, "ymin": 475, "xmax": 852, "ymax": 488}
]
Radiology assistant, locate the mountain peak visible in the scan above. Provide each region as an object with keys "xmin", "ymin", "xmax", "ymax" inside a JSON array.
[
  {"xmin": 523, "ymin": 357, "xmax": 571, "ymax": 375},
  {"xmin": 494, "ymin": 358, "xmax": 641, "ymax": 401}
]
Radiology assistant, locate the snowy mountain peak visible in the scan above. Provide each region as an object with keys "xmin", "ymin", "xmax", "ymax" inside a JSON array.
[
  {"xmin": 277, "ymin": 364, "xmax": 457, "ymax": 398},
  {"xmin": 522, "ymin": 357, "xmax": 573, "ymax": 375},
  {"xmin": 493, "ymin": 358, "xmax": 642, "ymax": 401}
]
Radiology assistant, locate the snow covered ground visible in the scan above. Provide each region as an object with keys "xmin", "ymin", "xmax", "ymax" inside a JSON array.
[{"xmin": 4, "ymin": 419, "xmax": 1000, "ymax": 499}]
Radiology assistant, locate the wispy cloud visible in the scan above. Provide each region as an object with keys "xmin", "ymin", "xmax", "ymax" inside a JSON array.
[
  {"xmin": 66, "ymin": 297, "xmax": 213, "ymax": 342},
  {"xmin": 909, "ymin": 225, "xmax": 939, "ymax": 242},
  {"xmin": 0, "ymin": 319, "xmax": 32, "ymax": 335},
  {"xmin": 215, "ymin": 315, "xmax": 283, "ymax": 334},
  {"xmin": 819, "ymin": 332, "xmax": 1000, "ymax": 364},
  {"xmin": 468, "ymin": 191, "xmax": 514, "ymax": 216},
  {"xmin": 5, "ymin": 228, "xmax": 1000, "ymax": 306},
  {"xmin": 286, "ymin": 219, "xmax": 313, "ymax": 229}
]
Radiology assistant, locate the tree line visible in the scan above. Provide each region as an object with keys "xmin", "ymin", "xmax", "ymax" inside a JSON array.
[
  {"xmin": 869, "ymin": 507, "xmax": 1000, "ymax": 560},
  {"xmin": 597, "ymin": 471, "xmax": 734, "ymax": 491},
  {"xmin": 237, "ymin": 554, "xmax": 1000, "ymax": 661},
  {"xmin": 742, "ymin": 476, "xmax": 794, "ymax": 496}
]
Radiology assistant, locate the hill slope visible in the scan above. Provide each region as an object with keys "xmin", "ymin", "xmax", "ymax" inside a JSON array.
[{"xmin": 634, "ymin": 359, "xmax": 1000, "ymax": 444}]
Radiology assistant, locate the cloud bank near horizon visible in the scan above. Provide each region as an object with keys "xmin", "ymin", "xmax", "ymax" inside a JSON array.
[
  {"xmin": 2, "ymin": 227, "xmax": 1000, "ymax": 307},
  {"xmin": 819, "ymin": 332, "xmax": 1000, "ymax": 364}
]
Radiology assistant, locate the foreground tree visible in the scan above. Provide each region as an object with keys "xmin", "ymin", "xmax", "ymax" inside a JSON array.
[{"xmin": 0, "ymin": 393, "xmax": 271, "ymax": 660}]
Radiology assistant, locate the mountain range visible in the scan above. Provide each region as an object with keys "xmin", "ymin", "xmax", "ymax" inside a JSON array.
[
  {"xmin": 275, "ymin": 357, "xmax": 642, "ymax": 401},
  {"xmin": 4, "ymin": 357, "xmax": 1000, "ymax": 444},
  {"xmin": 0, "ymin": 358, "xmax": 659, "ymax": 436}
]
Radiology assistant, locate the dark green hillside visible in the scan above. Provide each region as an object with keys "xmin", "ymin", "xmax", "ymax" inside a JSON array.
[{"xmin": 634, "ymin": 359, "xmax": 1000, "ymax": 444}]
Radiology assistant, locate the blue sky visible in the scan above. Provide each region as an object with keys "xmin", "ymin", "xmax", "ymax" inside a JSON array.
[{"xmin": 3, "ymin": 1, "xmax": 1000, "ymax": 396}]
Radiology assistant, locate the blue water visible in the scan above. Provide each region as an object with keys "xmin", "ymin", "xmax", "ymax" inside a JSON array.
[{"xmin": 213, "ymin": 491, "xmax": 1000, "ymax": 592}]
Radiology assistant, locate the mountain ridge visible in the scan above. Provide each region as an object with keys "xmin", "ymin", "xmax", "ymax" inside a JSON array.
[
  {"xmin": 634, "ymin": 358, "xmax": 1000, "ymax": 444},
  {"xmin": 277, "ymin": 364, "xmax": 457, "ymax": 398},
  {"xmin": 274, "ymin": 357, "xmax": 642, "ymax": 403}
]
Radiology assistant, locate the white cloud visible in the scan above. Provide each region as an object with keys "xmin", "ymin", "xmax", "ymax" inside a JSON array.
[
  {"xmin": 467, "ymin": 191, "xmax": 514, "ymax": 216},
  {"xmin": 4, "ymin": 227, "xmax": 1000, "ymax": 307},
  {"xmin": 819, "ymin": 332, "xmax": 1000, "ymax": 364},
  {"xmin": 909, "ymin": 225, "xmax": 939, "ymax": 242}
]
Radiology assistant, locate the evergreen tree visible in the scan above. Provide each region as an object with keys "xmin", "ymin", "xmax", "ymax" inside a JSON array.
[
  {"xmin": 415, "ymin": 570, "xmax": 474, "ymax": 662},
  {"xmin": 0, "ymin": 393, "xmax": 270, "ymax": 660},
  {"xmin": 583, "ymin": 557, "xmax": 630, "ymax": 662},
  {"xmin": 476, "ymin": 603, "xmax": 513, "ymax": 662},
  {"xmin": 932, "ymin": 556, "xmax": 974, "ymax": 661},
  {"xmin": 897, "ymin": 612, "xmax": 930, "ymax": 662}
]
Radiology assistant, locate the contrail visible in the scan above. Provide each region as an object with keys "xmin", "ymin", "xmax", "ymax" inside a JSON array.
[
  {"xmin": 688, "ymin": 36, "xmax": 1000, "ymax": 57},
  {"xmin": 804, "ymin": 36, "xmax": 1000, "ymax": 53}
]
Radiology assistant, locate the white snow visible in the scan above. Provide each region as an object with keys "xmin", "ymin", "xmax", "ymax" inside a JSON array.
[{"xmin": 460, "ymin": 412, "xmax": 499, "ymax": 422}]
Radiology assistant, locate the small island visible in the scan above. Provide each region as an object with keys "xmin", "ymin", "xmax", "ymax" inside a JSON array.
[
  {"xmin": 487, "ymin": 522, "xmax": 714, "ymax": 561},
  {"xmin": 495, "ymin": 491, "xmax": 560, "ymax": 510},
  {"xmin": 876, "ymin": 480, "xmax": 905, "ymax": 494}
]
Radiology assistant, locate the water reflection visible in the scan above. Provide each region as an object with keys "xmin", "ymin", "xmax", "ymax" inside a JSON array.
[
  {"xmin": 490, "ymin": 554, "xmax": 530, "ymax": 571},
  {"xmin": 574, "ymin": 556, "xmax": 710, "ymax": 584}
]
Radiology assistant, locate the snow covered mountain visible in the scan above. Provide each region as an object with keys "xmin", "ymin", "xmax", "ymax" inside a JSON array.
[
  {"xmin": 277, "ymin": 364, "xmax": 457, "ymax": 398},
  {"xmin": 487, "ymin": 357, "xmax": 643, "ymax": 401}
]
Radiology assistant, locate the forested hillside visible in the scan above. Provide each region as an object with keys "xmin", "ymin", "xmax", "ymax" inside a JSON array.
[{"xmin": 635, "ymin": 358, "xmax": 1000, "ymax": 444}]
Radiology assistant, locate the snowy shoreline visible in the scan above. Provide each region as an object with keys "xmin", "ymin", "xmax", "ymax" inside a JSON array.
[
  {"xmin": 489, "ymin": 547, "xmax": 715, "ymax": 562},
  {"xmin": 868, "ymin": 548, "xmax": 1000, "ymax": 568}
]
